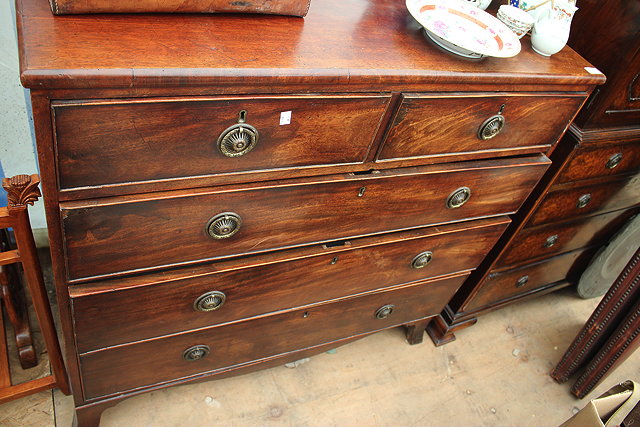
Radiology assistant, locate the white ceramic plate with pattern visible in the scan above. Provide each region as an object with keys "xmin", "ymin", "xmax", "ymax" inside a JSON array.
[{"xmin": 407, "ymin": 0, "xmax": 521, "ymax": 58}]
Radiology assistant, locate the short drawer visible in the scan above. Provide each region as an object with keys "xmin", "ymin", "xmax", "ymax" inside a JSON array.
[
  {"xmin": 527, "ymin": 174, "xmax": 640, "ymax": 227},
  {"xmin": 70, "ymin": 217, "xmax": 509, "ymax": 352},
  {"xmin": 495, "ymin": 208, "xmax": 637, "ymax": 269},
  {"xmin": 465, "ymin": 248, "xmax": 596, "ymax": 312},
  {"xmin": 377, "ymin": 93, "xmax": 584, "ymax": 162},
  {"xmin": 61, "ymin": 156, "xmax": 548, "ymax": 281},
  {"xmin": 79, "ymin": 272, "xmax": 469, "ymax": 399},
  {"xmin": 52, "ymin": 95, "xmax": 390, "ymax": 190},
  {"xmin": 556, "ymin": 141, "xmax": 640, "ymax": 184}
]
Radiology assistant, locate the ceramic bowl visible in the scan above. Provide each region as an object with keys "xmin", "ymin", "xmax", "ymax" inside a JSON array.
[
  {"xmin": 463, "ymin": 0, "xmax": 492, "ymax": 10},
  {"xmin": 508, "ymin": 0, "xmax": 552, "ymax": 21},
  {"xmin": 497, "ymin": 5, "xmax": 535, "ymax": 38}
]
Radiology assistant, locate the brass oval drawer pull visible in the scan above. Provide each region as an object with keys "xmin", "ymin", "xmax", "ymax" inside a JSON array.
[
  {"xmin": 183, "ymin": 345, "xmax": 210, "ymax": 361},
  {"xmin": 515, "ymin": 275, "xmax": 529, "ymax": 288},
  {"xmin": 576, "ymin": 194, "xmax": 592, "ymax": 209},
  {"xmin": 194, "ymin": 291, "xmax": 226, "ymax": 312},
  {"xmin": 375, "ymin": 304, "xmax": 395, "ymax": 319},
  {"xmin": 411, "ymin": 251, "xmax": 433, "ymax": 269},
  {"xmin": 477, "ymin": 104, "xmax": 506, "ymax": 140},
  {"xmin": 447, "ymin": 187, "xmax": 471, "ymax": 209},
  {"xmin": 605, "ymin": 153, "xmax": 623, "ymax": 169},
  {"xmin": 217, "ymin": 110, "xmax": 259, "ymax": 158},
  {"xmin": 544, "ymin": 234, "xmax": 559, "ymax": 248},
  {"xmin": 206, "ymin": 212, "xmax": 242, "ymax": 239}
]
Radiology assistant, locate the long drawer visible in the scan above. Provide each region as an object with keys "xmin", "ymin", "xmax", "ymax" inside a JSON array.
[
  {"xmin": 377, "ymin": 93, "xmax": 584, "ymax": 161},
  {"xmin": 465, "ymin": 248, "xmax": 596, "ymax": 312},
  {"xmin": 527, "ymin": 173, "xmax": 640, "ymax": 227},
  {"xmin": 61, "ymin": 156, "xmax": 548, "ymax": 281},
  {"xmin": 79, "ymin": 272, "xmax": 469, "ymax": 399},
  {"xmin": 495, "ymin": 208, "xmax": 637, "ymax": 269},
  {"xmin": 555, "ymin": 140, "xmax": 640, "ymax": 184},
  {"xmin": 70, "ymin": 217, "xmax": 509, "ymax": 352},
  {"xmin": 52, "ymin": 95, "xmax": 390, "ymax": 190}
]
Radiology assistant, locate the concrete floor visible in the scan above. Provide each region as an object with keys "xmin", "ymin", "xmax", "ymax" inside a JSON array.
[{"xmin": 2, "ymin": 254, "xmax": 639, "ymax": 426}]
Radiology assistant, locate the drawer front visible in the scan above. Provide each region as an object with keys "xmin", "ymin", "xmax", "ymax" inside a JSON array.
[
  {"xmin": 79, "ymin": 273, "xmax": 469, "ymax": 399},
  {"xmin": 61, "ymin": 156, "xmax": 548, "ymax": 281},
  {"xmin": 528, "ymin": 174, "xmax": 640, "ymax": 227},
  {"xmin": 556, "ymin": 141, "xmax": 640, "ymax": 184},
  {"xmin": 52, "ymin": 95, "xmax": 390, "ymax": 190},
  {"xmin": 71, "ymin": 217, "xmax": 509, "ymax": 352},
  {"xmin": 377, "ymin": 93, "xmax": 584, "ymax": 161},
  {"xmin": 495, "ymin": 208, "xmax": 637, "ymax": 269},
  {"xmin": 465, "ymin": 249, "xmax": 595, "ymax": 312},
  {"xmin": 581, "ymin": 50, "xmax": 640, "ymax": 128}
]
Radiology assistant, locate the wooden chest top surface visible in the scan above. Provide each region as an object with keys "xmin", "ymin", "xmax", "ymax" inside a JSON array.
[{"xmin": 16, "ymin": 0, "xmax": 604, "ymax": 90}]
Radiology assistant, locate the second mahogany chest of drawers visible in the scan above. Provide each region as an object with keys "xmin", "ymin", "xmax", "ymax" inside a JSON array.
[
  {"xmin": 16, "ymin": 0, "xmax": 603, "ymax": 424},
  {"xmin": 426, "ymin": 0, "xmax": 639, "ymax": 347}
]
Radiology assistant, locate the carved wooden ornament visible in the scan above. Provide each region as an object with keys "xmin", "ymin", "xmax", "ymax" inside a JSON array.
[{"xmin": 2, "ymin": 174, "xmax": 41, "ymax": 210}]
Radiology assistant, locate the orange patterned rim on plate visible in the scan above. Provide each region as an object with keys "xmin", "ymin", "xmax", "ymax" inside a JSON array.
[{"xmin": 407, "ymin": 0, "xmax": 520, "ymax": 58}]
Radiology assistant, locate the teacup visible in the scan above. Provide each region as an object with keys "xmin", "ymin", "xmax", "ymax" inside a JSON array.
[
  {"xmin": 497, "ymin": 5, "xmax": 535, "ymax": 38},
  {"xmin": 463, "ymin": 0, "xmax": 492, "ymax": 10}
]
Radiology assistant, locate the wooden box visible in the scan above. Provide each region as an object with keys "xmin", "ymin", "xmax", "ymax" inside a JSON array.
[{"xmin": 48, "ymin": 0, "xmax": 311, "ymax": 16}]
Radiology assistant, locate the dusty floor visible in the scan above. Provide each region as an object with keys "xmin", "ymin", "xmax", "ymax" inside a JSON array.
[{"xmin": 1, "ymin": 251, "xmax": 639, "ymax": 426}]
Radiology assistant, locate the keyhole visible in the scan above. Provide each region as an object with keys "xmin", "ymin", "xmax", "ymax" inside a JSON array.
[
  {"xmin": 330, "ymin": 256, "xmax": 339, "ymax": 265},
  {"xmin": 498, "ymin": 104, "xmax": 505, "ymax": 114},
  {"xmin": 238, "ymin": 110, "xmax": 247, "ymax": 123},
  {"xmin": 303, "ymin": 311, "xmax": 310, "ymax": 318},
  {"xmin": 358, "ymin": 187, "xmax": 366, "ymax": 197}
]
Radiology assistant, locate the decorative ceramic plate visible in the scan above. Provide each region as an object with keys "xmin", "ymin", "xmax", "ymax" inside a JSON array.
[
  {"xmin": 577, "ymin": 213, "xmax": 640, "ymax": 299},
  {"xmin": 406, "ymin": 0, "xmax": 521, "ymax": 58}
]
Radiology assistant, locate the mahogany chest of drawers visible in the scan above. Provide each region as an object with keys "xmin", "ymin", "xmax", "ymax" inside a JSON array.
[
  {"xmin": 435, "ymin": 134, "xmax": 640, "ymax": 337},
  {"xmin": 428, "ymin": 0, "xmax": 639, "ymax": 345},
  {"xmin": 15, "ymin": 0, "xmax": 602, "ymax": 423}
]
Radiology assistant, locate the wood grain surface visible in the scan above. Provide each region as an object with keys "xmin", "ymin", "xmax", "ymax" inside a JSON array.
[
  {"xmin": 70, "ymin": 217, "xmax": 508, "ymax": 352},
  {"xmin": 378, "ymin": 93, "xmax": 584, "ymax": 161},
  {"xmin": 527, "ymin": 173, "xmax": 640, "ymax": 227},
  {"xmin": 494, "ymin": 208, "xmax": 638, "ymax": 269},
  {"xmin": 52, "ymin": 95, "xmax": 390, "ymax": 189},
  {"xmin": 78, "ymin": 273, "xmax": 468, "ymax": 399},
  {"xmin": 16, "ymin": 0, "xmax": 604, "ymax": 90},
  {"xmin": 61, "ymin": 157, "xmax": 547, "ymax": 281},
  {"xmin": 50, "ymin": 0, "xmax": 311, "ymax": 15},
  {"xmin": 569, "ymin": 0, "xmax": 640, "ymax": 128},
  {"xmin": 555, "ymin": 140, "xmax": 640, "ymax": 184},
  {"xmin": 465, "ymin": 248, "xmax": 597, "ymax": 312}
]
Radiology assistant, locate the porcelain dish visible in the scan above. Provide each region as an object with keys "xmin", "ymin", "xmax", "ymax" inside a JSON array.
[
  {"xmin": 407, "ymin": 0, "xmax": 521, "ymax": 58},
  {"xmin": 422, "ymin": 28, "xmax": 485, "ymax": 59}
]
